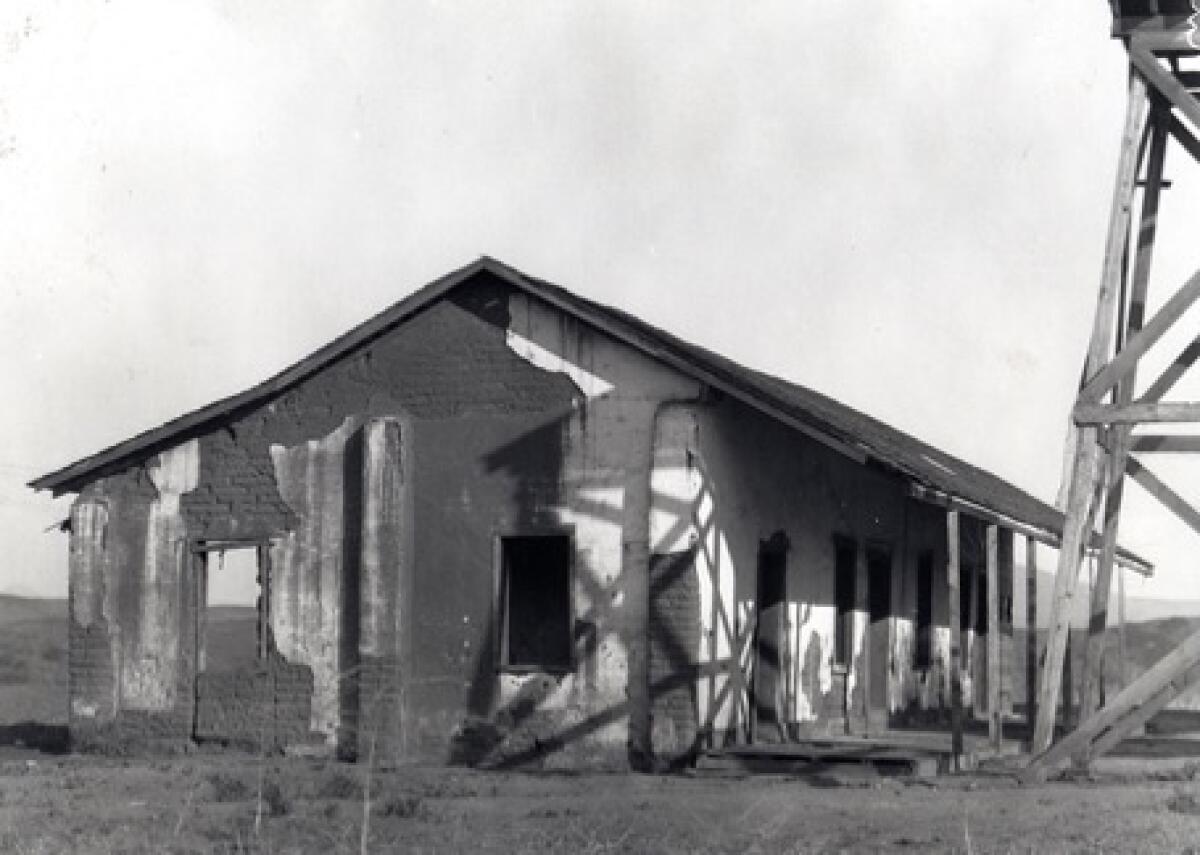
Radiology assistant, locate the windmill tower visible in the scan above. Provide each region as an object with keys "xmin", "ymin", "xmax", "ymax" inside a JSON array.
[{"xmin": 1023, "ymin": 1, "xmax": 1200, "ymax": 778}]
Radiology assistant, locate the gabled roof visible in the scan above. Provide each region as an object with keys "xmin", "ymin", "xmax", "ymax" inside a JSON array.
[{"xmin": 30, "ymin": 256, "xmax": 1151, "ymax": 572}]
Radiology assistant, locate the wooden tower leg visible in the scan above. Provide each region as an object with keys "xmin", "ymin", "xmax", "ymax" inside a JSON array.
[
  {"xmin": 1031, "ymin": 69, "xmax": 1150, "ymax": 755},
  {"xmin": 1078, "ymin": 109, "xmax": 1169, "ymax": 742}
]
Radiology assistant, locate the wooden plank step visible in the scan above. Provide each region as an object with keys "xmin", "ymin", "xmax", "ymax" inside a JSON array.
[{"xmin": 698, "ymin": 744, "xmax": 945, "ymax": 778}]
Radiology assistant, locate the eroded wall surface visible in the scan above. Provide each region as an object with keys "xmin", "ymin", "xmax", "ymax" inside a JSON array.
[
  {"xmin": 647, "ymin": 395, "xmax": 975, "ymax": 753},
  {"xmin": 64, "ymin": 269, "xmax": 1000, "ymax": 765},
  {"xmin": 65, "ymin": 271, "xmax": 701, "ymax": 767}
]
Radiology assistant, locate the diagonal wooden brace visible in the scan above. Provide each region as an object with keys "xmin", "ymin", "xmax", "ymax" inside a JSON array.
[{"xmin": 1022, "ymin": 625, "xmax": 1200, "ymax": 782}]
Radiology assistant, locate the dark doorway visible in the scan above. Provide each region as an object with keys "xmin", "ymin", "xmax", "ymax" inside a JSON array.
[
  {"xmin": 915, "ymin": 550, "xmax": 934, "ymax": 670},
  {"xmin": 752, "ymin": 536, "xmax": 788, "ymax": 742},
  {"xmin": 193, "ymin": 543, "xmax": 270, "ymax": 742},
  {"xmin": 865, "ymin": 546, "xmax": 892, "ymax": 730}
]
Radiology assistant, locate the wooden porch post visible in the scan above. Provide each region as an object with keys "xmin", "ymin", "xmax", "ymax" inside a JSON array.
[
  {"xmin": 947, "ymin": 509, "xmax": 963, "ymax": 766},
  {"xmin": 987, "ymin": 525, "xmax": 1001, "ymax": 750},
  {"xmin": 1026, "ymin": 535, "xmax": 1038, "ymax": 744}
]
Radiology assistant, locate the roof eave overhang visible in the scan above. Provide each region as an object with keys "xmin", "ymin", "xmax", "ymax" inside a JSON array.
[{"xmin": 908, "ymin": 482, "xmax": 1154, "ymax": 577}]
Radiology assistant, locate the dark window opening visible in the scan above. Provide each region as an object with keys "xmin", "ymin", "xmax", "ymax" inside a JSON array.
[
  {"xmin": 833, "ymin": 538, "xmax": 856, "ymax": 667},
  {"xmin": 753, "ymin": 541, "xmax": 788, "ymax": 728},
  {"xmin": 199, "ymin": 544, "xmax": 269, "ymax": 673},
  {"xmin": 499, "ymin": 535, "xmax": 572, "ymax": 672},
  {"xmin": 866, "ymin": 547, "xmax": 891, "ymax": 623},
  {"xmin": 915, "ymin": 550, "xmax": 934, "ymax": 670}
]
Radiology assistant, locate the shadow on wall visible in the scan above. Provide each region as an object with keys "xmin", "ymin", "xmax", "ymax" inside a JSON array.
[{"xmin": 447, "ymin": 415, "xmax": 728, "ymax": 770}]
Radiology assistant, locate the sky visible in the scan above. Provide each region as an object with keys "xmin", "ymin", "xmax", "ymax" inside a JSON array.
[{"xmin": 3, "ymin": 1, "xmax": 1200, "ymax": 608}]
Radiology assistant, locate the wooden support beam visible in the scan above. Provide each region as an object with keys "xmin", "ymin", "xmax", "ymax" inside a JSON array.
[
  {"xmin": 999, "ymin": 528, "xmax": 1015, "ymax": 718},
  {"xmin": 947, "ymin": 509, "xmax": 963, "ymax": 768},
  {"xmin": 1023, "ymin": 624, "xmax": 1200, "ymax": 781},
  {"xmin": 987, "ymin": 525, "xmax": 1002, "ymax": 751},
  {"xmin": 1141, "ymin": 333, "xmax": 1200, "ymax": 403},
  {"xmin": 1034, "ymin": 69, "xmax": 1150, "ymax": 754},
  {"xmin": 1078, "ymin": 267, "xmax": 1200, "ymax": 404},
  {"xmin": 1127, "ymin": 29, "xmax": 1200, "ymax": 54},
  {"xmin": 1075, "ymin": 401, "xmax": 1200, "ymax": 424},
  {"xmin": 1129, "ymin": 43, "xmax": 1200, "ymax": 133},
  {"xmin": 1129, "ymin": 434, "xmax": 1200, "ymax": 453},
  {"xmin": 1165, "ymin": 113, "xmax": 1200, "ymax": 166},
  {"xmin": 1026, "ymin": 535, "xmax": 1038, "ymax": 744},
  {"xmin": 1175, "ymin": 70, "xmax": 1200, "ymax": 91},
  {"xmin": 1081, "ymin": 113, "xmax": 1169, "ymax": 739},
  {"xmin": 1063, "ymin": 627, "xmax": 1075, "ymax": 731},
  {"xmin": 1089, "ymin": 664, "xmax": 1200, "ymax": 760},
  {"xmin": 1117, "ymin": 564, "xmax": 1128, "ymax": 693},
  {"xmin": 1126, "ymin": 455, "xmax": 1200, "ymax": 537}
]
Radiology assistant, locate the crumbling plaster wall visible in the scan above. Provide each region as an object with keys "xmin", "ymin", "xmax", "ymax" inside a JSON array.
[
  {"xmin": 69, "ymin": 440, "xmax": 206, "ymax": 745},
  {"xmin": 66, "ymin": 272, "xmax": 707, "ymax": 766},
  {"xmin": 449, "ymin": 290, "xmax": 702, "ymax": 768},
  {"xmin": 648, "ymin": 396, "xmax": 970, "ymax": 750}
]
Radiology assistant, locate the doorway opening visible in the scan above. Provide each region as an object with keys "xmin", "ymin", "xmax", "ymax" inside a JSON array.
[
  {"xmin": 752, "ymin": 535, "xmax": 788, "ymax": 742},
  {"xmin": 865, "ymin": 546, "xmax": 893, "ymax": 728}
]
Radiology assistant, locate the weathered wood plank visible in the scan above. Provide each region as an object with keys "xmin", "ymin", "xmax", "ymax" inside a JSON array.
[
  {"xmin": 1075, "ymin": 401, "xmax": 1200, "ymax": 424},
  {"xmin": 1140, "ymin": 333, "xmax": 1200, "ymax": 402},
  {"xmin": 1129, "ymin": 43, "xmax": 1200, "ymax": 131},
  {"xmin": 1126, "ymin": 456, "xmax": 1200, "ymax": 537},
  {"xmin": 1117, "ymin": 564, "xmax": 1128, "ymax": 692},
  {"xmin": 1026, "ymin": 535, "xmax": 1038, "ymax": 744},
  {"xmin": 947, "ymin": 509, "xmax": 963, "ymax": 767},
  {"xmin": 1129, "ymin": 434, "xmax": 1200, "ymax": 453},
  {"xmin": 1080, "ymin": 114, "xmax": 1169, "ymax": 737},
  {"xmin": 987, "ymin": 525, "xmax": 1001, "ymax": 751},
  {"xmin": 1089, "ymin": 664, "xmax": 1200, "ymax": 760},
  {"xmin": 1078, "ymin": 268, "xmax": 1200, "ymax": 405},
  {"xmin": 1165, "ymin": 113, "xmax": 1200, "ymax": 166},
  {"xmin": 1127, "ymin": 29, "xmax": 1200, "ymax": 54},
  {"xmin": 1034, "ymin": 70, "xmax": 1149, "ymax": 754},
  {"xmin": 1023, "ymin": 625, "xmax": 1200, "ymax": 780}
]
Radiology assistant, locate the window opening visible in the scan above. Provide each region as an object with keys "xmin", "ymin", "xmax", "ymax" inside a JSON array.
[{"xmin": 498, "ymin": 535, "xmax": 572, "ymax": 672}]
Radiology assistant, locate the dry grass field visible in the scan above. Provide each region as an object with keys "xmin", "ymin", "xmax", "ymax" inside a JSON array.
[
  {"xmin": 4, "ymin": 595, "xmax": 1200, "ymax": 853},
  {"xmin": 0, "ymin": 750, "xmax": 1199, "ymax": 853}
]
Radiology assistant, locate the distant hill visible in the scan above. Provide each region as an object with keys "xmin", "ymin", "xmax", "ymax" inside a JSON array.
[
  {"xmin": 1122, "ymin": 597, "xmax": 1200, "ymax": 623},
  {"xmin": 0, "ymin": 595, "xmax": 68, "ymax": 724},
  {"xmin": 1019, "ymin": 568, "xmax": 1200, "ymax": 627},
  {"xmin": 1, "ymin": 595, "xmax": 1199, "ymax": 728}
]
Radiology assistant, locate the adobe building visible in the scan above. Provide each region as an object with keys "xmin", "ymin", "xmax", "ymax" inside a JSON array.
[{"xmin": 30, "ymin": 258, "xmax": 1147, "ymax": 769}]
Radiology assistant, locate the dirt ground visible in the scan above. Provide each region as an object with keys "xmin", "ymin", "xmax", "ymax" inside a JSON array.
[{"xmin": 0, "ymin": 749, "xmax": 1198, "ymax": 854}]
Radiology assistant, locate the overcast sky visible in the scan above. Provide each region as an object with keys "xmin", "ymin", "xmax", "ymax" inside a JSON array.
[{"xmin": 3, "ymin": 1, "xmax": 1200, "ymax": 606}]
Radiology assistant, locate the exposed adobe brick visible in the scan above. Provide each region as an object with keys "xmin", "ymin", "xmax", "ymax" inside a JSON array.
[{"xmin": 648, "ymin": 548, "xmax": 701, "ymax": 768}]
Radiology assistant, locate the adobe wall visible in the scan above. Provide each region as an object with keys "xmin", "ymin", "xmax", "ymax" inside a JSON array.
[
  {"xmin": 66, "ymin": 272, "xmax": 701, "ymax": 767},
  {"xmin": 646, "ymin": 395, "xmax": 980, "ymax": 758}
]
